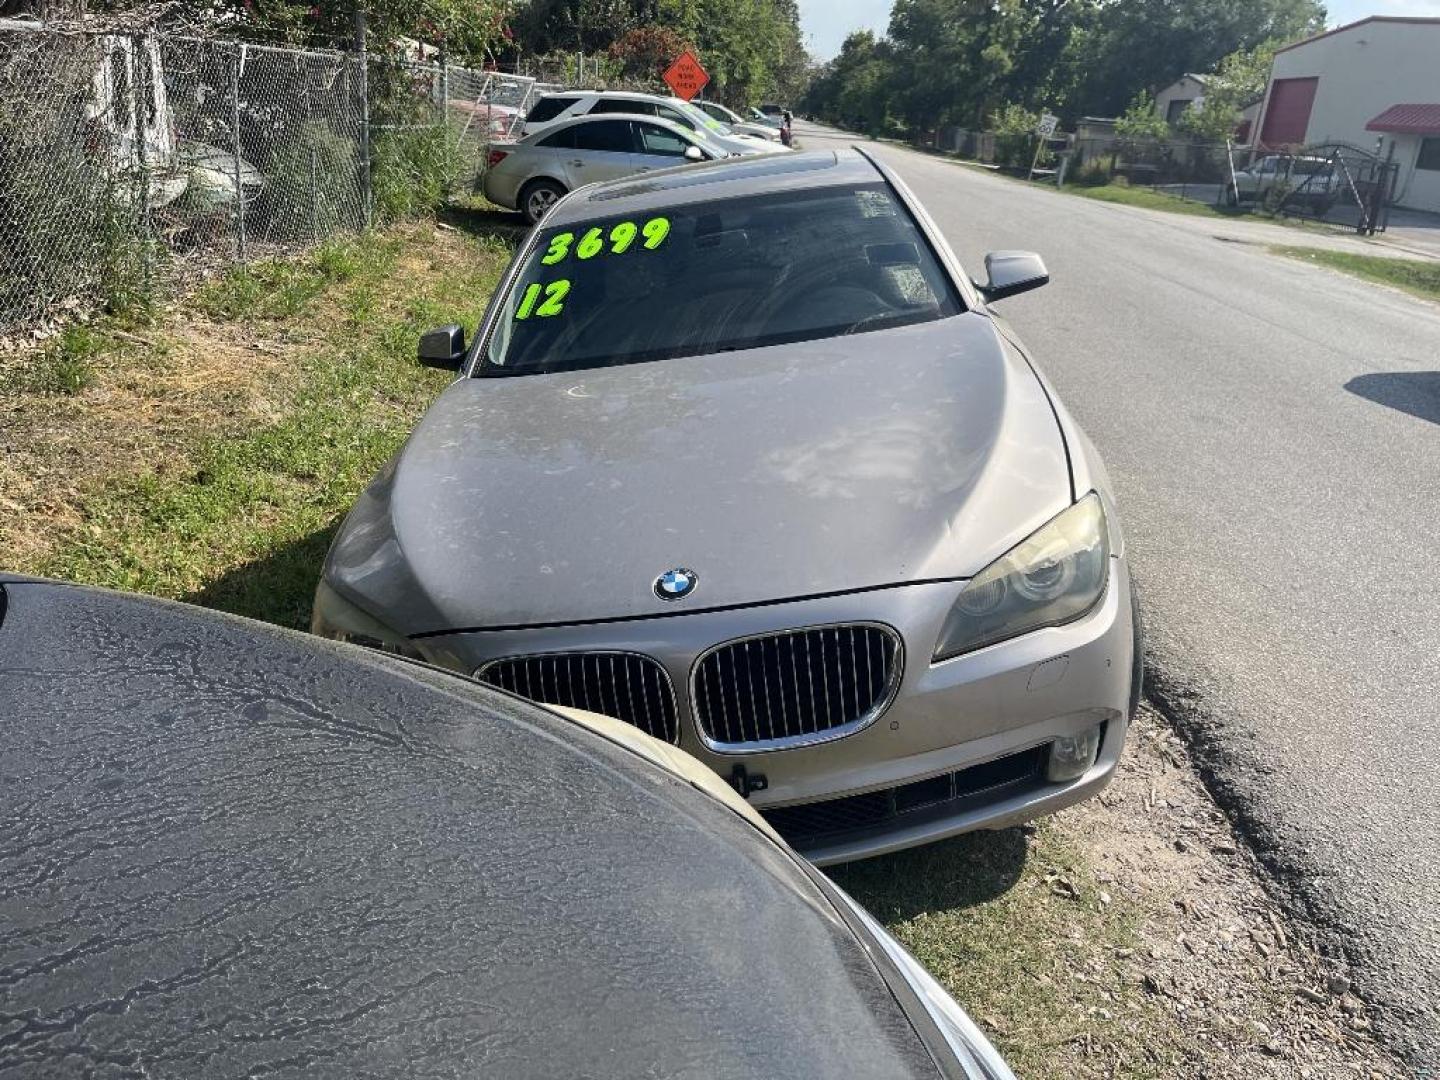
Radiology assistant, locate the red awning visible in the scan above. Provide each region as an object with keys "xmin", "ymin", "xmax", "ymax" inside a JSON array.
[{"xmin": 1366, "ymin": 104, "xmax": 1440, "ymax": 135}]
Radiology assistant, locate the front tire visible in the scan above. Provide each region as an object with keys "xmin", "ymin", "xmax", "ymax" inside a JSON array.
[{"xmin": 519, "ymin": 179, "xmax": 566, "ymax": 225}]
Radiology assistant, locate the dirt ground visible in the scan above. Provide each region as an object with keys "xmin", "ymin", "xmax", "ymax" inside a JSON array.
[{"xmin": 1065, "ymin": 705, "xmax": 1406, "ymax": 1077}]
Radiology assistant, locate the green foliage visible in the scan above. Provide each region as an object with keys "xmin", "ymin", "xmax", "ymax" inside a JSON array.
[
  {"xmin": 31, "ymin": 222, "xmax": 507, "ymax": 623},
  {"xmin": 802, "ymin": 0, "xmax": 1324, "ymax": 137},
  {"xmin": 1114, "ymin": 91, "xmax": 1171, "ymax": 140},
  {"xmin": 34, "ymin": 324, "xmax": 105, "ymax": 395},
  {"xmin": 371, "ymin": 123, "xmax": 463, "ymax": 223},
  {"xmin": 508, "ymin": 0, "xmax": 809, "ymax": 107},
  {"xmin": 1272, "ymin": 247, "xmax": 1440, "ymax": 304},
  {"xmin": 607, "ymin": 24, "xmax": 690, "ymax": 83},
  {"xmin": 803, "ymin": 31, "xmax": 895, "ymax": 135},
  {"xmin": 990, "ymin": 102, "xmax": 1043, "ymax": 168},
  {"xmin": 257, "ymin": 120, "xmax": 362, "ymax": 242},
  {"xmin": 1177, "ymin": 41, "xmax": 1279, "ymax": 142},
  {"xmin": 197, "ymin": 236, "xmax": 372, "ymax": 321},
  {"xmin": 1069, "ymin": 182, "xmax": 1255, "ymax": 219},
  {"xmin": 1073, "ymin": 155, "xmax": 1116, "ymax": 186},
  {"xmin": 201, "ymin": 0, "xmax": 510, "ymax": 65}
]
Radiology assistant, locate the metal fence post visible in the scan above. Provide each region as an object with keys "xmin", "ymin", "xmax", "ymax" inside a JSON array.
[
  {"xmin": 355, "ymin": 5, "xmax": 372, "ymax": 229},
  {"xmin": 310, "ymin": 146, "xmax": 320, "ymax": 239},
  {"xmin": 231, "ymin": 43, "xmax": 247, "ymax": 263},
  {"xmin": 131, "ymin": 34, "xmax": 153, "ymax": 294}
]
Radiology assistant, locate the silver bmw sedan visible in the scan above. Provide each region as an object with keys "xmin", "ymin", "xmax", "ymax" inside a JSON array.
[{"xmin": 313, "ymin": 148, "xmax": 1141, "ymax": 865}]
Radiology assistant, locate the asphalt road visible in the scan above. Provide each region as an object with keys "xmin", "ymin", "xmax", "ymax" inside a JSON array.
[{"xmin": 797, "ymin": 122, "xmax": 1440, "ymax": 1065}]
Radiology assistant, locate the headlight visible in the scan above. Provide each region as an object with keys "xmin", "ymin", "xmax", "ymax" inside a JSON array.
[
  {"xmin": 934, "ymin": 493, "xmax": 1109, "ymax": 661},
  {"xmin": 311, "ymin": 579, "xmax": 423, "ymax": 659}
]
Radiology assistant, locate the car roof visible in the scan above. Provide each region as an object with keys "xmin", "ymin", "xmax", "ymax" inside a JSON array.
[
  {"xmin": 0, "ymin": 576, "xmax": 940, "ymax": 1078},
  {"xmin": 518, "ymin": 111, "xmax": 697, "ymax": 146},
  {"xmin": 545, "ymin": 147, "xmax": 883, "ymax": 225},
  {"xmin": 538, "ymin": 89, "xmax": 661, "ymax": 102}
]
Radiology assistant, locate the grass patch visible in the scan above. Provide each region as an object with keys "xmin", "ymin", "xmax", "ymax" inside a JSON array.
[
  {"xmin": 28, "ymin": 324, "xmax": 108, "ymax": 395},
  {"xmin": 1067, "ymin": 183, "xmax": 1248, "ymax": 220},
  {"xmin": 1271, "ymin": 245, "xmax": 1440, "ymax": 303},
  {"xmin": 3, "ymin": 215, "xmax": 514, "ymax": 628},
  {"xmin": 196, "ymin": 236, "xmax": 372, "ymax": 321},
  {"xmin": 835, "ymin": 823, "xmax": 1177, "ymax": 1075}
]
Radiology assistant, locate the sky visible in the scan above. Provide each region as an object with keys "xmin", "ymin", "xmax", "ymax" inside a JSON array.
[{"xmin": 798, "ymin": 0, "xmax": 1440, "ymax": 60}]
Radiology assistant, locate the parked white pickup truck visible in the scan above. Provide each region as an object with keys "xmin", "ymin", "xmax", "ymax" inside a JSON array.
[{"xmin": 1226, "ymin": 154, "xmax": 1344, "ymax": 209}]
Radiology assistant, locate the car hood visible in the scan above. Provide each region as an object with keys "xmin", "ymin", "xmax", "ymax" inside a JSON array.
[{"xmin": 325, "ymin": 313, "xmax": 1070, "ymax": 635}]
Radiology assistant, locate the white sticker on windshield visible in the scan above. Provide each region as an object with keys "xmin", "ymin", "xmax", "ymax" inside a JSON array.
[
  {"xmin": 856, "ymin": 190, "xmax": 895, "ymax": 218},
  {"xmin": 885, "ymin": 264, "xmax": 933, "ymax": 305}
]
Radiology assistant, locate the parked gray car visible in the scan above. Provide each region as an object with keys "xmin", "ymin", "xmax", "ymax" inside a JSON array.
[
  {"xmin": 483, "ymin": 113, "xmax": 725, "ymax": 223},
  {"xmin": 316, "ymin": 148, "xmax": 1140, "ymax": 864}
]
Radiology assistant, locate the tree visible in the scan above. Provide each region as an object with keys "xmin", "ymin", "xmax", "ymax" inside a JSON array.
[
  {"xmin": 608, "ymin": 24, "xmax": 689, "ymax": 82},
  {"xmin": 23, "ymin": 0, "xmax": 515, "ymax": 63},
  {"xmin": 1177, "ymin": 41, "xmax": 1278, "ymax": 141},
  {"xmin": 802, "ymin": 0, "xmax": 1326, "ymax": 137},
  {"xmin": 1068, "ymin": 0, "xmax": 1324, "ymax": 118},
  {"xmin": 1113, "ymin": 90, "xmax": 1170, "ymax": 139},
  {"xmin": 506, "ymin": 0, "xmax": 809, "ymax": 106},
  {"xmin": 509, "ymin": 0, "xmax": 648, "ymax": 55},
  {"xmin": 802, "ymin": 30, "xmax": 894, "ymax": 134}
]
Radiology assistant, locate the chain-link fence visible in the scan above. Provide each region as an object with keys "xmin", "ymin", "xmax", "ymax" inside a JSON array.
[{"xmin": 0, "ymin": 21, "xmax": 533, "ymax": 334}]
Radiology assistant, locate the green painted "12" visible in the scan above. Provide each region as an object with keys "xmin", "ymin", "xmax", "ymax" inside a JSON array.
[
  {"xmin": 513, "ymin": 279, "xmax": 571, "ymax": 320},
  {"xmin": 541, "ymin": 216, "xmax": 671, "ymax": 265}
]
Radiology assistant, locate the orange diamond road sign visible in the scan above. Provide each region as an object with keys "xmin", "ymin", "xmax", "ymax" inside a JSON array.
[{"xmin": 663, "ymin": 50, "xmax": 709, "ymax": 101}]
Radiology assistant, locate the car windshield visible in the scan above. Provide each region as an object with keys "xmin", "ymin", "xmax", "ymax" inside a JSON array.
[
  {"xmin": 676, "ymin": 100, "xmax": 732, "ymax": 136},
  {"xmin": 480, "ymin": 183, "xmax": 963, "ymax": 377},
  {"xmin": 685, "ymin": 124, "xmax": 730, "ymax": 157}
]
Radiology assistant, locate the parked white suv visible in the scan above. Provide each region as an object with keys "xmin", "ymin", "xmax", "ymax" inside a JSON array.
[{"xmin": 519, "ymin": 91, "xmax": 785, "ymax": 156}]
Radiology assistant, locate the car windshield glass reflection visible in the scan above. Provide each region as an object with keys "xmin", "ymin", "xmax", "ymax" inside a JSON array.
[{"xmin": 481, "ymin": 184, "xmax": 962, "ymax": 377}]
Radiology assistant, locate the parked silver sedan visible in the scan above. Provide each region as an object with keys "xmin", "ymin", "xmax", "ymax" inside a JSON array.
[
  {"xmin": 316, "ymin": 149, "xmax": 1140, "ymax": 865},
  {"xmin": 483, "ymin": 113, "xmax": 727, "ymax": 224}
]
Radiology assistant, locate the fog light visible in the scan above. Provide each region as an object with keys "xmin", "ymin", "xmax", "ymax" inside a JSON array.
[{"xmin": 1047, "ymin": 725, "xmax": 1102, "ymax": 782}]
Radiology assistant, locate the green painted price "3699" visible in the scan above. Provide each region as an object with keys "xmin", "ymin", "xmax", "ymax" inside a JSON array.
[{"xmin": 541, "ymin": 216, "xmax": 672, "ymax": 265}]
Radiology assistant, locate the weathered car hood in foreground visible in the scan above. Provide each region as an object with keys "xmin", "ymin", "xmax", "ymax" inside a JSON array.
[
  {"xmin": 327, "ymin": 313, "xmax": 1069, "ymax": 634},
  {"xmin": 0, "ymin": 578, "xmax": 951, "ymax": 1078}
]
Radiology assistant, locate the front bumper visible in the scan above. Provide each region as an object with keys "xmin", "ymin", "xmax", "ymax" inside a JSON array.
[{"xmin": 419, "ymin": 558, "xmax": 1135, "ymax": 864}]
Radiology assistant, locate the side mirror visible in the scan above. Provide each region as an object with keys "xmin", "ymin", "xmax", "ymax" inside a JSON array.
[
  {"xmin": 418, "ymin": 324, "xmax": 466, "ymax": 370},
  {"xmin": 683, "ymin": 144, "xmax": 704, "ymax": 162},
  {"xmin": 976, "ymin": 251, "xmax": 1049, "ymax": 303}
]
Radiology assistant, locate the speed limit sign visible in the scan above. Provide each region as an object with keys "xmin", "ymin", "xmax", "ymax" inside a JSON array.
[{"xmin": 1035, "ymin": 113, "xmax": 1059, "ymax": 137}]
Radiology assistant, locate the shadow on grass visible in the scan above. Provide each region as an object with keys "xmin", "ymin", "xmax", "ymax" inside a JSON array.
[
  {"xmin": 1345, "ymin": 371, "xmax": 1440, "ymax": 426},
  {"xmin": 440, "ymin": 201, "xmax": 530, "ymax": 245},
  {"xmin": 828, "ymin": 827, "xmax": 1030, "ymax": 919},
  {"xmin": 185, "ymin": 521, "xmax": 341, "ymax": 631}
]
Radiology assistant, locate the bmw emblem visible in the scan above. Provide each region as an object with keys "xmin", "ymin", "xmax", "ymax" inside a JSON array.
[{"xmin": 654, "ymin": 567, "xmax": 698, "ymax": 601}]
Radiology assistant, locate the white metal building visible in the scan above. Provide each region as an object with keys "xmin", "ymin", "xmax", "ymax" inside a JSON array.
[
  {"xmin": 1154, "ymin": 74, "xmax": 1209, "ymax": 125},
  {"xmin": 1253, "ymin": 15, "xmax": 1440, "ymax": 211}
]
